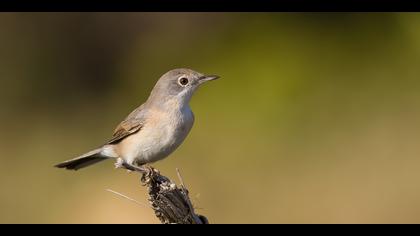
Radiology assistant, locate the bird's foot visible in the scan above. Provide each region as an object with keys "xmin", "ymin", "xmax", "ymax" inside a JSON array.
[{"xmin": 132, "ymin": 163, "xmax": 161, "ymax": 185}]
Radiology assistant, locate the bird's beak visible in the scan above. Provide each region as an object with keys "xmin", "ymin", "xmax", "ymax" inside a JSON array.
[{"xmin": 198, "ymin": 75, "xmax": 220, "ymax": 84}]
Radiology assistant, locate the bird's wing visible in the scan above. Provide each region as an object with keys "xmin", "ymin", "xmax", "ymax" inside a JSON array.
[{"xmin": 106, "ymin": 104, "xmax": 146, "ymax": 144}]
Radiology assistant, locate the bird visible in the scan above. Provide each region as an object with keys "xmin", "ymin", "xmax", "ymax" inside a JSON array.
[{"xmin": 55, "ymin": 68, "xmax": 219, "ymax": 171}]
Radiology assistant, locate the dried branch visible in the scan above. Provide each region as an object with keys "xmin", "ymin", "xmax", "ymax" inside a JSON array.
[{"xmin": 118, "ymin": 161, "xmax": 208, "ymax": 224}]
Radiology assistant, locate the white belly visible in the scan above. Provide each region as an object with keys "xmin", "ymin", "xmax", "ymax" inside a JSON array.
[{"xmin": 114, "ymin": 107, "xmax": 194, "ymax": 165}]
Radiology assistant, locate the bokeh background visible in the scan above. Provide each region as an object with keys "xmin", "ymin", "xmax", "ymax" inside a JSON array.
[{"xmin": 1, "ymin": 13, "xmax": 420, "ymax": 224}]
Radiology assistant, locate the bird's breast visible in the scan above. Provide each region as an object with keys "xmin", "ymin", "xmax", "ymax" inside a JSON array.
[{"xmin": 117, "ymin": 106, "xmax": 194, "ymax": 164}]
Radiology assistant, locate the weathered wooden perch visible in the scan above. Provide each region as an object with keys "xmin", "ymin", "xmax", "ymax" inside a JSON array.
[
  {"xmin": 140, "ymin": 167, "xmax": 208, "ymax": 224},
  {"xmin": 117, "ymin": 161, "xmax": 208, "ymax": 224}
]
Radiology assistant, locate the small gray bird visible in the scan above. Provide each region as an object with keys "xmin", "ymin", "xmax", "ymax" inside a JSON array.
[{"xmin": 55, "ymin": 68, "xmax": 219, "ymax": 170}]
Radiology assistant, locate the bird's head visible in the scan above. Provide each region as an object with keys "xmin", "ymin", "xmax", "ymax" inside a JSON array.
[{"xmin": 148, "ymin": 68, "xmax": 219, "ymax": 107}]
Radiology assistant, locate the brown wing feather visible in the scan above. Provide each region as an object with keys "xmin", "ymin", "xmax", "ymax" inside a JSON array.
[
  {"xmin": 107, "ymin": 118, "xmax": 143, "ymax": 144},
  {"xmin": 106, "ymin": 103, "xmax": 146, "ymax": 144}
]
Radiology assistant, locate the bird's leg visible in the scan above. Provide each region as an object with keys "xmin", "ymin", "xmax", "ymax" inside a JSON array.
[
  {"xmin": 114, "ymin": 159, "xmax": 157, "ymax": 185},
  {"xmin": 114, "ymin": 158, "xmax": 153, "ymax": 175},
  {"xmin": 114, "ymin": 158, "xmax": 138, "ymax": 173},
  {"xmin": 113, "ymin": 158, "xmax": 133, "ymax": 173}
]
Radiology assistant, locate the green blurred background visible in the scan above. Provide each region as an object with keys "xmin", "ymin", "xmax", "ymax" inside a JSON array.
[{"xmin": 1, "ymin": 13, "xmax": 420, "ymax": 224}]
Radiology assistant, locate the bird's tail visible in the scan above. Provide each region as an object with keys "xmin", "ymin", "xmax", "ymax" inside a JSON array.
[{"xmin": 54, "ymin": 147, "xmax": 109, "ymax": 170}]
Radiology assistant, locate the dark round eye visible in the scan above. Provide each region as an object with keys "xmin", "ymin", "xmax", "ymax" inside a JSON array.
[{"xmin": 179, "ymin": 77, "xmax": 189, "ymax": 86}]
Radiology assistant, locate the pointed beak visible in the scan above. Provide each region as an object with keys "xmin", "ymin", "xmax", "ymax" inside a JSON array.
[{"xmin": 198, "ymin": 75, "xmax": 220, "ymax": 84}]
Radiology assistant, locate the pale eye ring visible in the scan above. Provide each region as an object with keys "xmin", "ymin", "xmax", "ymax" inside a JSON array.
[{"xmin": 178, "ymin": 77, "xmax": 189, "ymax": 86}]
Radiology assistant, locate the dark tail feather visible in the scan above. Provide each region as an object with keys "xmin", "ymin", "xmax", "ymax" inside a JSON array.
[{"xmin": 54, "ymin": 148, "xmax": 109, "ymax": 170}]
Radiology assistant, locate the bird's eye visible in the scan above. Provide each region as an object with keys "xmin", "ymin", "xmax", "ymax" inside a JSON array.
[{"xmin": 178, "ymin": 77, "xmax": 189, "ymax": 86}]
